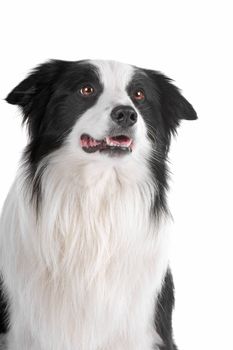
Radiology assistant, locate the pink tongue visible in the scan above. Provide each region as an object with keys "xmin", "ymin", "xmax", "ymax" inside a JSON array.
[{"xmin": 106, "ymin": 136, "xmax": 132, "ymax": 147}]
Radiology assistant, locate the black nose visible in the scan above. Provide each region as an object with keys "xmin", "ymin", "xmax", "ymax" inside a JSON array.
[{"xmin": 111, "ymin": 106, "xmax": 138, "ymax": 127}]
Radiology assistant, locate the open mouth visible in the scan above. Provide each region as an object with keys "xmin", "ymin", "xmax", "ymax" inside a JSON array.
[{"xmin": 80, "ymin": 134, "xmax": 133, "ymax": 155}]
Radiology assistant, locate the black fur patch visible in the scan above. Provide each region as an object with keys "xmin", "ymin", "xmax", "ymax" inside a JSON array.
[
  {"xmin": 6, "ymin": 60, "xmax": 103, "ymax": 203},
  {"xmin": 155, "ymin": 270, "xmax": 178, "ymax": 350},
  {"xmin": 0, "ymin": 279, "xmax": 8, "ymax": 334},
  {"xmin": 127, "ymin": 69, "xmax": 197, "ymax": 216}
]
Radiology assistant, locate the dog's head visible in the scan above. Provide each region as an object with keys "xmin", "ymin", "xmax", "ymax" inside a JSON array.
[{"xmin": 6, "ymin": 59, "xmax": 197, "ymax": 170}]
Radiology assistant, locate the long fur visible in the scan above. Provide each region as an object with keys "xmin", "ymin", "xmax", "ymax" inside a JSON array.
[{"xmin": 0, "ymin": 60, "xmax": 197, "ymax": 350}]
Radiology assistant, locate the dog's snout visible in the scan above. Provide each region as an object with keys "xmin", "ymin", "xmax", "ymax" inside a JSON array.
[{"xmin": 111, "ymin": 106, "xmax": 137, "ymax": 127}]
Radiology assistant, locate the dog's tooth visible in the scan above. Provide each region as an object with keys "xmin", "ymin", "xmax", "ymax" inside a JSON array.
[{"xmin": 106, "ymin": 137, "xmax": 111, "ymax": 145}]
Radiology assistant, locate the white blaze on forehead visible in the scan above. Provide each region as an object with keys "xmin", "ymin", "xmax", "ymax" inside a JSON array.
[{"xmin": 90, "ymin": 60, "xmax": 135, "ymax": 104}]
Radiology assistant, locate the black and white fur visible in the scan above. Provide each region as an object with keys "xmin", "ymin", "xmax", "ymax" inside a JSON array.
[{"xmin": 0, "ymin": 60, "xmax": 197, "ymax": 350}]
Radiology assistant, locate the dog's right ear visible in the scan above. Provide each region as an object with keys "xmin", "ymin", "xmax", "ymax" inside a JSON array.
[
  {"xmin": 6, "ymin": 74, "xmax": 37, "ymax": 107},
  {"xmin": 6, "ymin": 60, "xmax": 65, "ymax": 107},
  {"xmin": 5, "ymin": 60, "xmax": 67, "ymax": 136}
]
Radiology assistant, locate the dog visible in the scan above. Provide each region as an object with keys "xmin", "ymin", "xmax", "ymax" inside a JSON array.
[{"xmin": 0, "ymin": 59, "xmax": 197, "ymax": 350}]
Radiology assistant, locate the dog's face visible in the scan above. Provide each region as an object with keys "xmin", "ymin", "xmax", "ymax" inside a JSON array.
[{"xmin": 6, "ymin": 60, "xmax": 197, "ymax": 169}]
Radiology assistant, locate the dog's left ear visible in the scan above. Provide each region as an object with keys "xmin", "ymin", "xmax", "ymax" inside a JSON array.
[{"xmin": 147, "ymin": 70, "xmax": 197, "ymax": 133}]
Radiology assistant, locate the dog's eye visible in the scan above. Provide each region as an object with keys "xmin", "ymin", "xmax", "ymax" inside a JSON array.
[
  {"xmin": 80, "ymin": 85, "xmax": 95, "ymax": 96},
  {"xmin": 133, "ymin": 90, "xmax": 145, "ymax": 101}
]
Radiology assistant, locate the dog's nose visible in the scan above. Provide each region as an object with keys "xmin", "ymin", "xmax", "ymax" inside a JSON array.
[{"xmin": 111, "ymin": 106, "xmax": 138, "ymax": 127}]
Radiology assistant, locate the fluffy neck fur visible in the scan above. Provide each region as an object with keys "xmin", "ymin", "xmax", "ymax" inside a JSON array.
[{"xmin": 28, "ymin": 149, "xmax": 162, "ymax": 277}]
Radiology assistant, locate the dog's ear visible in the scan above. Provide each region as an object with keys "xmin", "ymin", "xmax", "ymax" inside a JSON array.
[
  {"xmin": 6, "ymin": 60, "xmax": 66, "ymax": 107},
  {"xmin": 6, "ymin": 60, "xmax": 66, "ymax": 136},
  {"xmin": 147, "ymin": 70, "xmax": 197, "ymax": 133},
  {"xmin": 6, "ymin": 74, "xmax": 37, "ymax": 107}
]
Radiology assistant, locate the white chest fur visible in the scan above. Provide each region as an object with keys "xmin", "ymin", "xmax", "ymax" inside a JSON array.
[{"xmin": 0, "ymin": 159, "xmax": 170, "ymax": 350}]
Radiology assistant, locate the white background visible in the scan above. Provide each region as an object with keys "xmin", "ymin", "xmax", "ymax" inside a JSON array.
[{"xmin": 0, "ymin": 1, "xmax": 232, "ymax": 349}]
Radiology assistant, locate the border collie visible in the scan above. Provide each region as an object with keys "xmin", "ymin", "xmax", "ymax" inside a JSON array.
[{"xmin": 0, "ymin": 60, "xmax": 197, "ymax": 350}]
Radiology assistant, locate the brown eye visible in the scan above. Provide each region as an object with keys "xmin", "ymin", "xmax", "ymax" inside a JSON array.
[
  {"xmin": 133, "ymin": 90, "xmax": 145, "ymax": 101},
  {"xmin": 80, "ymin": 85, "xmax": 94, "ymax": 96}
]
